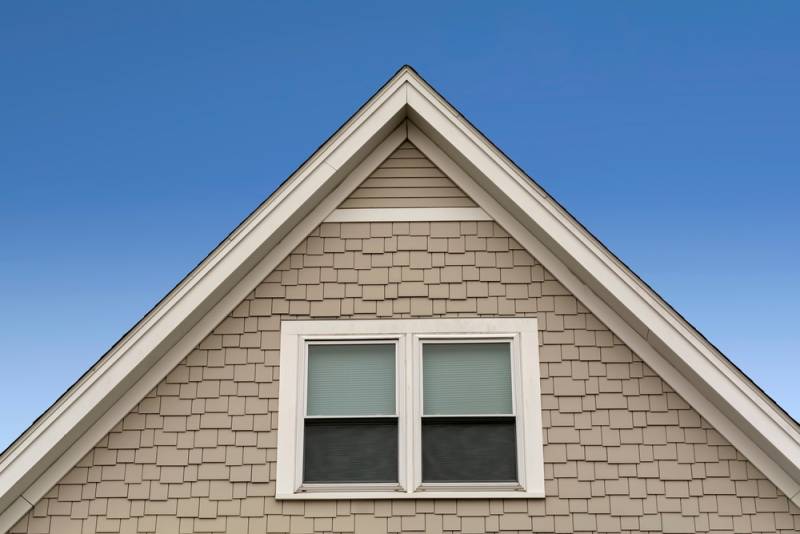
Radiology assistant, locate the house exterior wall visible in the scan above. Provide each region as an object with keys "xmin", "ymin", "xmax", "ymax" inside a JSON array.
[
  {"xmin": 9, "ymin": 152, "xmax": 800, "ymax": 534},
  {"xmin": 338, "ymin": 142, "xmax": 476, "ymax": 209}
]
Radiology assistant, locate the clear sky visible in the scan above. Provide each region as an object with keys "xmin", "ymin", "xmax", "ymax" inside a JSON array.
[{"xmin": 1, "ymin": 2, "xmax": 798, "ymax": 451}]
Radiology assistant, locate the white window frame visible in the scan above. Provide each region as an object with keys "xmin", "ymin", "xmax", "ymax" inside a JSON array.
[{"xmin": 276, "ymin": 318, "xmax": 544, "ymax": 499}]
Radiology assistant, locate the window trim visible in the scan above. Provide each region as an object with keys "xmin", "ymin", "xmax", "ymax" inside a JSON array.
[{"xmin": 277, "ymin": 318, "xmax": 544, "ymax": 499}]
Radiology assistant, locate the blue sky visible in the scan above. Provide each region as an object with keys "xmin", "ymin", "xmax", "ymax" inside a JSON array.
[{"xmin": 1, "ymin": 2, "xmax": 798, "ymax": 450}]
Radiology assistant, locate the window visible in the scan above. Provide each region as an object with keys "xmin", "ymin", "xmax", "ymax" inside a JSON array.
[
  {"xmin": 277, "ymin": 318, "xmax": 543, "ymax": 499},
  {"xmin": 421, "ymin": 341, "xmax": 516, "ymax": 483},
  {"xmin": 304, "ymin": 342, "xmax": 398, "ymax": 484}
]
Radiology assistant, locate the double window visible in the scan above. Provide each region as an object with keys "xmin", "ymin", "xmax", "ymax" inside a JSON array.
[{"xmin": 276, "ymin": 318, "xmax": 544, "ymax": 499}]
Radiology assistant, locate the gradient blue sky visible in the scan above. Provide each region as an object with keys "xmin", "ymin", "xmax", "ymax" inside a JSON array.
[{"xmin": 1, "ymin": 2, "xmax": 798, "ymax": 450}]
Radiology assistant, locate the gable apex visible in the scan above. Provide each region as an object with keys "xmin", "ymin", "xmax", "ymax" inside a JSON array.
[
  {"xmin": 1, "ymin": 66, "xmax": 799, "ymax": 530},
  {"xmin": 337, "ymin": 140, "xmax": 476, "ymax": 210}
]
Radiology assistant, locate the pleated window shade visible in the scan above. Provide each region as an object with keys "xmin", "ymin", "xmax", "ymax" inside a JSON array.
[
  {"xmin": 307, "ymin": 343, "xmax": 396, "ymax": 416},
  {"xmin": 423, "ymin": 342, "xmax": 512, "ymax": 415}
]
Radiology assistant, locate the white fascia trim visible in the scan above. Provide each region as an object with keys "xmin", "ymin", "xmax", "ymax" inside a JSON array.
[
  {"xmin": 0, "ymin": 73, "xmax": 413, "ymax": 529},
  {"xmin": 405, "ymin": 118, "xmax": 800, "ymax": 501},
  {"xmin": 324, "ymin": 207, "xmax": 491, "ymax": 222}
]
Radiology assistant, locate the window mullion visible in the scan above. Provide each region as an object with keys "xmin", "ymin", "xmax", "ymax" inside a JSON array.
[{"xmin": 405, "ymin": 332, "xmax": 417, "ymax": 493}]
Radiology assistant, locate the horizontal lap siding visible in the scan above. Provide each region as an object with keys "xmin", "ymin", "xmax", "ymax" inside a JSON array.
[
  {"xmin": 10, "ymin": 176, "xmax": 800, "ymax": 532},
  {"xmin": 338, "ymin": 142, "xmax": 477, "ymax": 209}
]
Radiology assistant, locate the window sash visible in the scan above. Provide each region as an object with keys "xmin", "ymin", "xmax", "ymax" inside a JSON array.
[
  {"xmin": 420, "ymin": 415, "xmax": 517, "ymax": 483},
  {"xmin": 413, "ymin": 335, "xmax": 524, "ymax": 491},
  {"xmin": 296, "ymin": 336, "xmax": 406, "ymax": 492},
  {"xmin": 302, "ymin": 341, "xmax": 400, "ymax": 485},
  {"xmin": 303, "ymin": 417, "xmax": 400, "ymax": 484},
  {"xmin": 306, "ymin": 341, "xmax": 397, "ymax": 417},
  {"xmin": 421, "ymin": 339, "xmax": 514, "ymax": 416}
]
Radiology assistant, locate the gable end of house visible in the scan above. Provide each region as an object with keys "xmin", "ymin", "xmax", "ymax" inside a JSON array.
[{"xmin": 1, "ymin": 66, "xmax": 799, "ymax": 533}]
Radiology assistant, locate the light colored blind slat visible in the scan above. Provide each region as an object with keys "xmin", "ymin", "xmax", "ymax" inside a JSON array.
[
  {"xmin": 423, "ymin": 342, "xmax": 512, "ymax": 415},
  {"xmin": 307, "ymin": 344, "xmax": 395, "ymax": 416}
]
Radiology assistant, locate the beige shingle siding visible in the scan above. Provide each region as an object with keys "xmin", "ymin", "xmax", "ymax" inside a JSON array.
[
  {"xmin": 9, "ymin": 195, "xmax": 800, "ymax": 532},
  {"xmin": 338, "ymin": 142, "xmax": 476, "ymax": 209}
]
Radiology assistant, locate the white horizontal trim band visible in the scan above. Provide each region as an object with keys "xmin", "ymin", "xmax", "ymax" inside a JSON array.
[{"xmin": 323, "ymin": 207, "xmax": 492, "ymax": 222}]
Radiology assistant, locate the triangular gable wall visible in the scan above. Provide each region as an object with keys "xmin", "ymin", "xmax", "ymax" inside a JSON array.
[
  {"xmin": 8, "ymin": 147, "xmax": 800, "ymax": 533},
  {"xmin": 1, "ymin": 67, "xmax": 799, "ymax": 531}
]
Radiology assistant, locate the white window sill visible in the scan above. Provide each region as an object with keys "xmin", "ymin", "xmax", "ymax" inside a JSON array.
[{"xmin": 276, "ymin": 489, "xmax": 546, "ymax": 500}]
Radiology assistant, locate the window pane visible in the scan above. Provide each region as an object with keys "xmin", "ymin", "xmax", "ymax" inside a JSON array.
[
  {"xmin": 423, "ymin": 342, "xmax": 512, "ymax": 415},
  {"xmin": 421, "ymin": 417, "xmax": 517, "ymax": 482},
  {"xmin": 307, "ymin": 343, "xmax": 395, "ymax": 416},
  {"xmin": 304, "ymin": 418, "xmax": 398, "ymax": 483}
]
